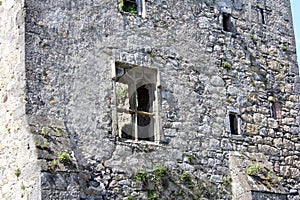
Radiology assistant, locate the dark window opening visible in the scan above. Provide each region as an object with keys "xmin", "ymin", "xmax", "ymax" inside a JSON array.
[
  {"xmin": 223, "ymin": 13, "xmax": 234, "ymax": 32},
  {"xmin": 271, "ymin": 102, "xmax": 282, "ymax": 119},
  {"xmin": 229, "ymin": 113, "xmax": 239, "ymax": 135},
  {"xmin": 123, "ymin": 0, "xmax": 137, "ymax": 14},
  {"xmin": 137, "ymin": 85, "xmax": 150, "ymax": 112},
  {"xmin": 136, "ymin": 84, "xmax": 155, "ymax": 141},
  {"xmin": 259, "ymin": 8, "xmax": 265, "ymax": 24},
  {"xmin": 120, "ymin": 0, "xmax": 143, "ymax": 16}
]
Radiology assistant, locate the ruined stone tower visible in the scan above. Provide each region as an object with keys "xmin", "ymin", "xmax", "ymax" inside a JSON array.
[{"xmin": 0, "ymin": 0, "xmax": 299, "ymax": 199}]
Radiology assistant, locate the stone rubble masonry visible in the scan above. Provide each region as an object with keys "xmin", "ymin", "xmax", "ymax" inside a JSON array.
[{"xmin": 0, "ymin": 0, "xmax": 300, "ymax": 199}]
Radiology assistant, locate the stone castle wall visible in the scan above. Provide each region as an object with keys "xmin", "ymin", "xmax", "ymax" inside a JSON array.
[
  {"xmin": 0, "ymin": 0, "xmax": 40, "ymax": 199},
  {"xmin": 1, "ymin": 0, "xmax": 299, "ymax": 199}
]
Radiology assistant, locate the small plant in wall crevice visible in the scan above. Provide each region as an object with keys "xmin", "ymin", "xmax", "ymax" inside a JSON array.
[
  {"xmin": 148, "ymin": 190, "xmax": 159, "ymax": 200},
  {"xmin": 58, "ymin": 152, "xmax": 72, "ymax": 164},
  {"xmin": 15, "ymin": 168, "xmax": 21, "ymax": 178},
  {"xmin": 222, "ymin": 176, "xmax": 231, "ymax": 186},
  {"xmin": 126, "ymin": 196, "xmax": 134, "ymax": 200},
  {"xmin": 134, "ymin": 171, "xmax": 148, "ymax": 184},
  {"xmin": 52, "ymin": 159, "xmax": 59, "ymax": 167},
  {"xmin": 246, "ymin": 162, "xmax": 279, "ymax": 189},
  {"xmin": 35, "ymin": 138, "xmax": 50, "ymax": 149},
  {"xmin": 246, "ymin": 162, "xmax": 263, "ymax": 176},
  {"xmin": 153, "ymin": 164, "xmax": 167, "ymax": 181},
  {"xmin": 181, "ymin": 171, "xmax": 191, "ymax": 183},
  {"xmin": 21, "ymin": 183, "xmax": 25, "ymax": 190},
  {"xmin": 47, "ymin": 159, "xmax": 59, "ymax": 171},
  {"xmin": 221, "ymin": 61, "xmax": 232, "ymax": 70},
  {"xmin": 281, "ymin": 44, "xmax": 288, "ymax": 51}
]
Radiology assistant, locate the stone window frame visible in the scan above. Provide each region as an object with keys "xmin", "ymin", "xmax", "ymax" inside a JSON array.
[
  {"xmin": 225, "ymin": 107, "xmax": 243, "ymax": 135},
  {"xmin": 112, "ymin": 61, "xmax": 161, "ymax": 144}
]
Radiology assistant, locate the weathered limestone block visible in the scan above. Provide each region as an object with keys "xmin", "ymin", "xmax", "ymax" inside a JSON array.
[
  {"xmin": 284, "ymin": 156, "xmax": 297, "ymax": 165},
  {"xmin": 285, "ymin": 84, "xmax": 293, "ymax": 93},
  {"xmin": 258, "ymin": 144, "xmax": 280, "ymax": 156},
  {"xmin": 246, "ymin": 123, "xmax": 258, "ymax": 135},
  {"xmin": 280, "ymin": 166, "xmax": 291, "ymax": 177},
  {"xmin": 221, "ymin": 138, "xmax": 233, "ymax": 150},
  {"xmin": 274, "ymin": 138, "xmax": 283, "ymax": 148},
  {"xmin": 241, "ymin": 114, "xmax": 253, "ymax": 123},
  {"xmin": 288, "ymin": 95, "xmax": 299, "ymax": 102},
  {"xmin": 253, "ymin": 113, "xmax": 267, "ymax": 127},
  {"xmin": 209, "ymin": 138, "xmax": 220, "ymax": 150},
  {"xmin": 285, "ymin": 101, "xmax": 295, "ymax": 109},
  {"xmin": 253, "ymin": 136, "xmax": 263, "ymax": 144},
  {"xmin": 268, "ymin": 118, "xmax": 279, "ymax": 129},
  {"xmin": 282, "ymin": 118, "xmax": 295, "ymax": 125},
  {"xmin": 289, "ymin": 109, "xmax": 298, "ymax": 116},
  {"xmin": 210, "ymin": 75, "xmax": 225, "ymax": 87},
  {"xmin": 283, "ymin": 139, "xmax": 295, "ymax": 151},
  {"xmin": 283, "ymin": 125, "xmax": 291, "ymax": 132},
  {"xmin": 295, "ymin": 143, "xmax": 300, "ymax": 151}
]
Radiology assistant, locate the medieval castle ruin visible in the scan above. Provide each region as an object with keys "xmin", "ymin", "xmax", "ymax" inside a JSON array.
[{"xmin": 0, "ymin": 0, "xmax": 299, "ymax": 199}]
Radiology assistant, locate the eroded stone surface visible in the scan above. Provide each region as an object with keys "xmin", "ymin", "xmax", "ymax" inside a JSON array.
[{"xmin": 0, "ymin": 0, "xmax": 299, "ymax": 199}]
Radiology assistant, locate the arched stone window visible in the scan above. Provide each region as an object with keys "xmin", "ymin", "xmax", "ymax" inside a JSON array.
[{"xmin": 113, "ymin": 63, "xmax": 160, "ymax": 142}]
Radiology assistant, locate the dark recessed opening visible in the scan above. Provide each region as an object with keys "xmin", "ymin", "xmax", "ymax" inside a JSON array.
[
  {"xmin": 223, "ymin": 13, "xmax": 235, "ymax": 32},
  {"xmin": 137, "ymin": 84, "xmax": 154, "ymax": 141},
  {"xmin": 259, "ymin": 8, "xmax": 265, "ymax": 24},
  {"xmin": 270, "ymin": 103, "xmax": 275, "ymax": 118},
  {"xmin": 137, "ymin": 85, "xmax": 150, "ymax": 112},
  {"xmin": 123, "ymin": 0, "xmax": 137, "ymax": 14},
  {"xmin": 229, "ymin": 113, "xmax": 238, "ymax": 135},
  {"xmin": 137, "ymin": 85, "xmax": 151, "ymax": 127},
  {"xmin": 271, "ymin": 102, "xmax": 282, "ymax": 119}
]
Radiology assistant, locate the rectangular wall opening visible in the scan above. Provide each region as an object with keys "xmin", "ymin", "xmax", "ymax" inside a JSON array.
[
  {"xmin": 119, "ymin": 0, "xmax": 145, "ymax": 17},
  {"xmin": 270, "ymin": 102, "xmax": 282, "ymax": 119},
  {"xmin": 122, "ymin": 0, "xmax": 137, "ymax": 14},
  {"xmin": 113, "ymin": 63, "xmax": 160, "ymax": 143},
  {"xmin": 223, "ymin": 13, "xmax": 234, "ymax": 32},
  {"xmin": 229, "ymin": 113, "xmax": 239, "ymax": 135}
]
